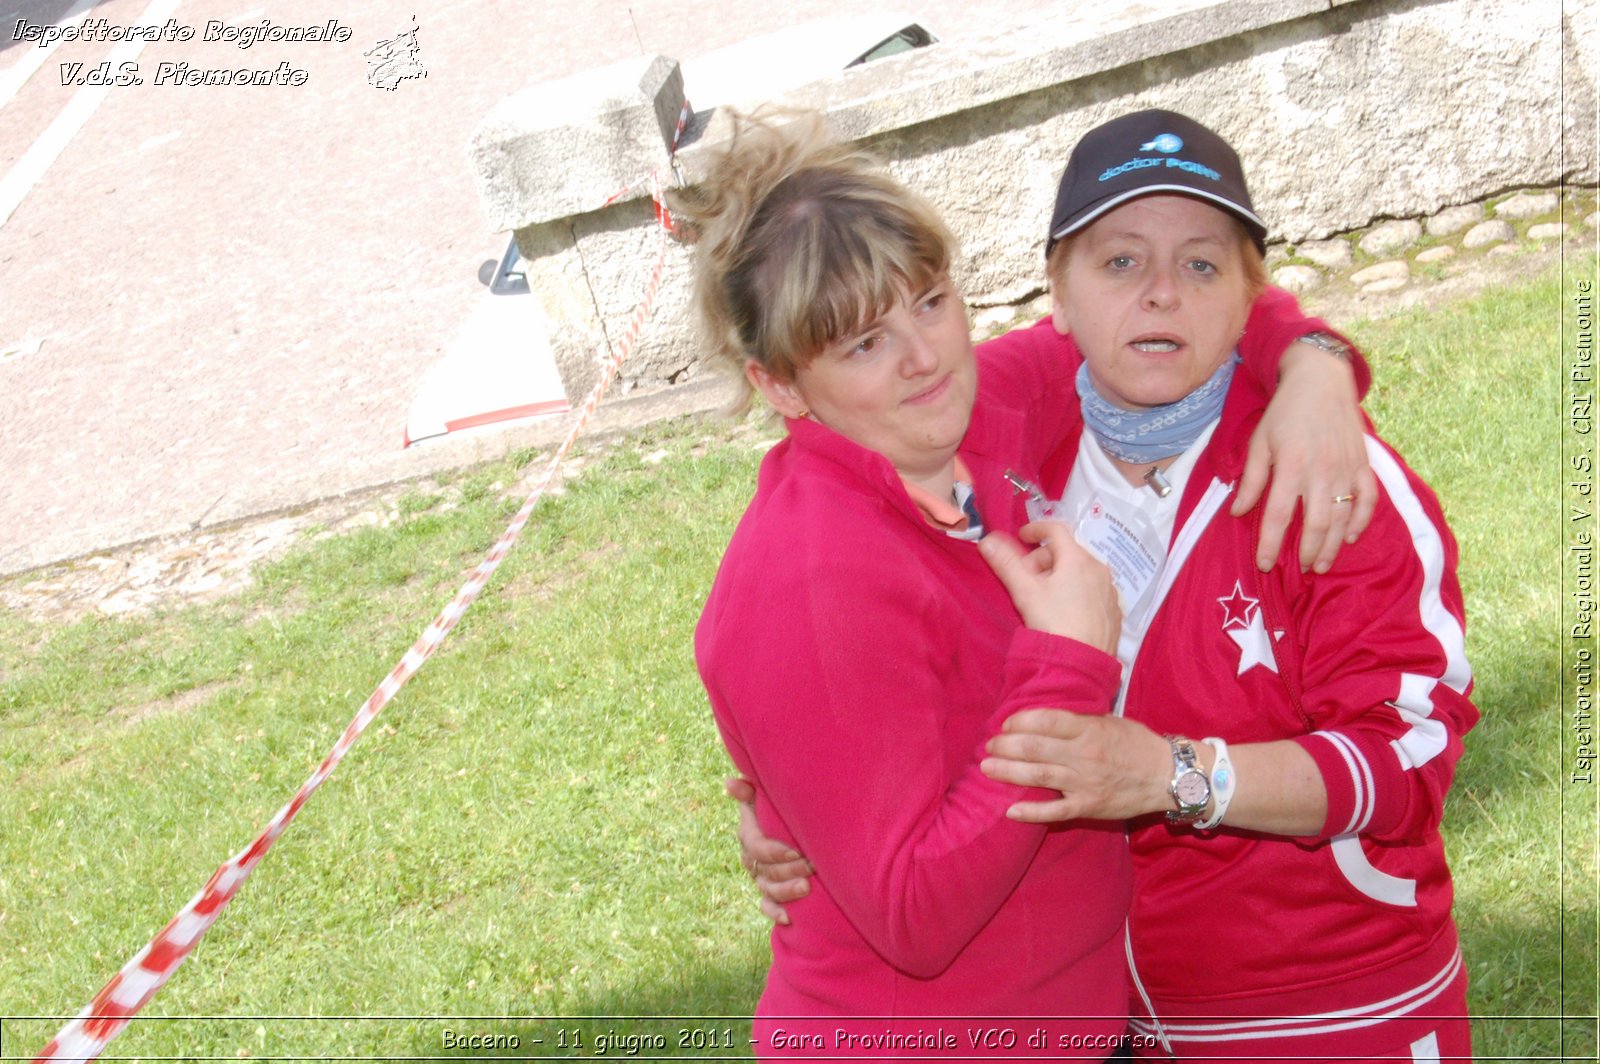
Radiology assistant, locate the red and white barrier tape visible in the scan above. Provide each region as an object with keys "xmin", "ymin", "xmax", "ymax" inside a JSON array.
[
  {"xmin": 34, "ymin": 173, "xmax": 676, "ymax": 1064},
  {"xmin": 603, "ymin": 99, "xmax": 691, "ymax": 211}
]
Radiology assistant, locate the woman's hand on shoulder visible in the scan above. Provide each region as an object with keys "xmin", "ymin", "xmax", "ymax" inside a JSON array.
[
  {"xmin": 979, "ymin": 521, "xmax": 1120, "ymax": 654},
  {"xmin": 1234, "ymin": 340, "xmax": 1378, "ymax": 574}
]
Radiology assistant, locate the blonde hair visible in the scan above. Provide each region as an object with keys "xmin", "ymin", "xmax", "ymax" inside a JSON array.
[
  {"xmin": 668, "ymin": 109, "xmax": 955, "ymax": 412},
  {"xmin": 1045, "ymin": 210, "xmax": 1268, "ymax": 303}
]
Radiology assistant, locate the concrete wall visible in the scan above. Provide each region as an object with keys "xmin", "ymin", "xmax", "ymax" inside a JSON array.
[{"xmin": 469, "ymin": 0, "xmax": 1594, "ymax": 406}]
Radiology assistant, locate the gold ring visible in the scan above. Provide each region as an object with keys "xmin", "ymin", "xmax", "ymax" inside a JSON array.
[{"xmin": 1331, "ymin": 494, "xmax": 1355, "ymax": 505}]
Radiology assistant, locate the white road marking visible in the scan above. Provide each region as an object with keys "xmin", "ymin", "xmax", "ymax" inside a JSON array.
[
  {"xmin": 0, "ymin": 0, "xmax": 102, "ymax": 111},
  {"xmin": 0, "ymin": 0, "xmax": 183, "ymax": 230}
]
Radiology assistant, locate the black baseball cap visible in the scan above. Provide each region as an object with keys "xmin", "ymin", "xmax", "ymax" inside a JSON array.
[{"xmin": 1045, "ymin": 109, "xmax": 1267, "ymax": 257}]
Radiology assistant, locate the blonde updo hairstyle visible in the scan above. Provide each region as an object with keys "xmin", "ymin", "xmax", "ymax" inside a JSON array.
[{"xmin": 668, "ymin": 109, "xmax": 956, "ymax": 413}]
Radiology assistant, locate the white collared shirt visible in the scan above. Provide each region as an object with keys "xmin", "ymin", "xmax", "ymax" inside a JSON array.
[{"xmin": 1057, "ymin": 421, "xmax": 1219, "ymax": 683}]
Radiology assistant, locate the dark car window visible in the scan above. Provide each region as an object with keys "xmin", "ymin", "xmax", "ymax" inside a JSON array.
[{"xmin": 848, "ymin": 25, "xmax": 937, "ymax": 67}]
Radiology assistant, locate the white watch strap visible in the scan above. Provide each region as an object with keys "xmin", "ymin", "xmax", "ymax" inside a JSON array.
[{"xmin": 1197, "ymin": 737, "xmax": 1235, "ymax": 830}]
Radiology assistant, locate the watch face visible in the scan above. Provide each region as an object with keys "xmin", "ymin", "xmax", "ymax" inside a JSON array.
[{"xmin": 1175, "ymin": 772, "xmax": 1209, "ymax": 806}]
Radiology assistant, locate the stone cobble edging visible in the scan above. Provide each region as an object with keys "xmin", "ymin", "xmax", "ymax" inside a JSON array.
[
  {"xmin": 0, "ymin": 423, "xmax": 783, "ymax": 626},
  {"xmin": 1270, "ymin": 189, "xmax": 1594, "ymax": 298},
  {"xmin": 0, "ymin": 469, "xmax": 623, "ymax": 626},
  {"xmin": 5, "ymin": 186, "xmax": 1596, "ymax": 626},
  {"xmin": 2, "ymin": 484, "xmax": 469, "ymax": 625}
]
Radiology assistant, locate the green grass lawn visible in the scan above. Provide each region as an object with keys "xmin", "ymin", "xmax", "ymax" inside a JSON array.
[
  {"xmin": 1348, "ymin": 254, "xmax": 1597, "ymax": 1060},
  {"xmin": 0, "ymin": 256, "xmax": 1594, "ymax": 1061}
]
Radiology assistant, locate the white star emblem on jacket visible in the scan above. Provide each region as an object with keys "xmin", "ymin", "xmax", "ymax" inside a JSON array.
[{"xmin": 1218, "ymin": 580, "xmax": 1280, "ymax": 676}]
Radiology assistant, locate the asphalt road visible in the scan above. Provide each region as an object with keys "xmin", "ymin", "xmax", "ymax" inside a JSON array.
[{"xmin": 0, "ymin": 0, "xmax": 1065, "ymax": 574}]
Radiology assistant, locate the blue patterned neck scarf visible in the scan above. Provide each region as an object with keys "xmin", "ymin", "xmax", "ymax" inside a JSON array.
[{"xmin": 1077, "ymin": 353, "xmax": 1240, "ymax": 464}]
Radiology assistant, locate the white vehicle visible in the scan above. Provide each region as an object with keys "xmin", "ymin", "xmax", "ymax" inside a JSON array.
[{"xmin": 403, "ymin": 238, "xmax": 568, "ymax": 447}]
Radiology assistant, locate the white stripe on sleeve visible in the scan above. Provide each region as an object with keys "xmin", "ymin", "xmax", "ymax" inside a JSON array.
[
  {"xmin": 1313, "ymin": 730, "xmax": 1374, "ymax": 835},
  {"xmin": 1364, "ymin": 437, "xmax": 1471, "ymax": 774}
]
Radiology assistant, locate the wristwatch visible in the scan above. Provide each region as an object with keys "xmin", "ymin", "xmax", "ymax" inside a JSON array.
[
  {"xmin": 1165, "ymin": 736, "xmax": 1211, "ymax": 824},
  {"xmin": 1296, "ymin": 330, "xmax": 1351, "ymax": 361}
]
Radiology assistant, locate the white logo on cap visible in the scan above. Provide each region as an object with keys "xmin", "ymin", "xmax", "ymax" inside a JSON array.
[{"xmin": 1142, "ymin": 134, "xmax": 1184, "ymax": 153}]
